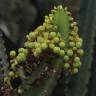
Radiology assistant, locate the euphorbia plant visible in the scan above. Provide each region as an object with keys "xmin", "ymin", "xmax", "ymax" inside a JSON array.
[{"xmin": 1, "ymin": 5, "xmax": 84, "ymax": 96}]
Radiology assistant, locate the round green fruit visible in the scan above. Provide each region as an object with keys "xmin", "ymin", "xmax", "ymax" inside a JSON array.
[
  {"xmin": 74, "ymin": 57, "xmax": 80, "ymax": 63},
  {"xmin": 49, "ymin": 32, "xmax": 56, "ymax": 38},
  {"xmin": 77, "ymin": 49, "xmax": 84, "ymax": 56},
  {"xmin": 35, "ymin": 48, "xmax": 42, "ymax": 54},
  {"xmin": 53, "ymin": 47, "xmax": 60, "ymax": 54},
  {"xmin": 41, "ymin": 43, "xmax": 48, "ymax": 50},
  {"xmin": 53, "ymin": 37, "xmax": 60, "ymax": 43},
  {"xmin": 9, "ymin": 71, "xmax": 15, "ymax": 77},
  {"xmin": 69, "ymin": 42, "xmax": 75, "ymax": 47},
  {"xmin": 64, "ymin": 63, "xmax": 70, "ymax": 69},
  {"xmin": 49, "ymin": 43, "xmax": 55, "ymax": 49},
  {"xmin": 29, "ymin": 32, "xmax": 37, "ymax": 38},
  {"xmin": 37, "ymin": 36, "xmax": 44, "ymax": 43},
  {"xmin": 67, "ymin": 49, "xmax": 73, "ymax": 56},
  {"xmin": 59, "ymin": 50, "xmax": 65, "ymax": 56},
  {"xmin": 59, "ymin": 42, "xmax": 65, "ymax": 48},
  {"xmin": 64, "ymin": 55, "xmax": 69, "ymax": 61},
  {"xmin": 16, "ymin": 53, "xmax": 26, "ymax": 63},
  {"xmin": 10, "ymin": 50, "xmax": 16, "ymax": 57},
  {"xmin": 76, "ymin": 42, "xmax": 82, "ymax": 48},
  {"xmin": 73, "ymin": 68, "xmax": 78, "ymax": 74}
]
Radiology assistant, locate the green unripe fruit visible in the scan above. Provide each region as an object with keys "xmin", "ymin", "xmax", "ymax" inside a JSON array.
[
  {"xmin": 16, "ymin": 53, "xmax": 26, "ymax": 63},
  {"xmin": 73, "ymin": 68, "xmax": 78, "ymax": 74},
  {"xmin": 37, "ymin": 36, "xmax": 44, "ymax": 43},
  {"xmin": 69, "ymin": 42, "xmax": 75, "ymax": 47},
  {"xmin": 73, "ymin": 61, "xmax": 82, "ymax": 68},
  {"xmin": 49, "ymin": 43, "xmax": 55, "ymax": 49},
  {"xmin": 34, "ymin": 42, "xmax": 40, "ymax": 48},
  {"xmin": 77, "ymin": 49, "xmax": 84, "ymax": 56},
  {"xmin": 41, "ymin": 43, "xmax": 48, "ymax": 50},
  {"xmin": 67, "ymin": 49, "xmax": 73, "ymax": 56},
  {"xmin": 59, "ymin": 42, "xmax": 65, "ymax": 48},
  {"xmin": 18, "ymin": 48, "xmax": 27, "ymax": 55},
  {"xmin": 11, "ymin": 63, "xmax": 17, "ymax": 69},
  {"xmin": 24, "ymin": 42, "xmax": 34, "ymax": 48},
  {"xmin": 35, "ymin": 48, "xmax": 42, "ymax": 54},
  {"xmin": 43, "ymin": 32, "xmax": 49, "ymax": 38},
  {"xmin": 45, "ymin": 16, "xmax": 48, "ymax": 19},
  {"xmin": 16, "ymin": 56, "xmax": 22, "ymax": 63},
  {"xmin": 69, "ymin": 17, "xmax": 74, "ymax": 21},
  {"xmin": 9, "ymin": 71, "xmax": 15, "ymax": 77},
  {"xmin": 58, "ymin": 5, "xmax": 63, "ymax": 10},
  {"xmin": 53, "ymin": 47, "xmax": 60, "ymax": 54},
  {"xmin": 53, "ymin": 37, "xmax": 59, "ymax": 43},
  {"xmin": 18, "ymin": 89, "xmax": 23, "ymax": 94},
  {"xmin": 70, "ymin": 31, "xmax": 76, "ymax": 36},
  {"xmin": 34, "ymin": 52, "xmax": 38, "ymax": 57},
  {"xmin": 4, "ymin": 77, "xmax": 9, "ymax": 82},
  {"xmin": 24, "ymin": 42, "xmax": 28, "ymax": 47},
  {"xmin": 64, "ymin": 55, "xmax": 69, "ymax": 61},
  {"xmin": 29, "ymin": 32, "xmax": 37, "ymax": 38},
  {"xmin": 72, "ymin": 47, "xmax": 77, "ymax": 51},
  {"xmin": 76, "ymin": 42, "xmax": 82, "ymax": 48},
  {"xmin": 10, "ymin": 50, "xmax": 16, "ymax": 57},
  {"xmin": 49, "ymin": 32, "xmax": 56, "ymax": 38},
  {"xmin": 78, "ymin": 38, "xmax": 83, "ymax": 43},
  {"xmin": 74, "ymin": 57, "xmax": 80, "ymax": 63},
  {"xmin": 59, "ymin": 50, "xmax": 65, "ymax": 56},
  {"xmin": 69, "ymin": 36, "xmax": 73, "ymax": 41},
  {"xmin": 64, "ymin": 63, "xmax": 70, "ymax": 69}
]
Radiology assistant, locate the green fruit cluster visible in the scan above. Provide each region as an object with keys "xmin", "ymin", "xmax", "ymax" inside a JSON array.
[
  {"xmin": 8, "ymin": 5, "xmax": 84, "ymax": 79},
  {"xmin": 6, "ymin": 5, "xmax": 84, "ymax": 94}
]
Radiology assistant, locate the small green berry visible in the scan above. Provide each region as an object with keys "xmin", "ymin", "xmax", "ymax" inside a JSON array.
[
  {"xmin": 16, "ymin": 53, "xmax": 26, "ymax": 63},
  {"xmin": 18, "ymin": 89, "xmax": 23, "ymax": 94},
  {"xmin": 64, "ymin": 63, "xmax": 70, "ymax": 69},
  {"xmin": 69, "ymin": 42, "xmax": 75, "ymax": 47},
  {"xmin": 73, "ymin": 61, "xmax": 82, "ymax": 68},
  {"xmin": 73, "ymin": 68, "xmax": 78, "ymax": 74},
  {"xmin": 72, "ymin": 47, "xmax": 77, "ymax": 51},
  {"xmin": 29, "ymin": 32, "xmax": 37, "ymax": 38},
  {"xmin": 10, "ymin": 50, "xmax": 16, "ymax": 57},
  {"xmin": 34, "ymin": 42, "xmax": 40, "ymax": 48},
  {"xmin": 41, "ymin": 43, "xmax": 48, "ymax": 50},
  {"xmin": 64, "ymin": 55, "xmax": 69, "ymax": 61},
  {"xmin": 43, "ymin": 32, "xmax": 49, "ymax": 38},
  {"xmin": 11, "ymin": 63, "xmax": 17, "ymax": 69},
  {"xmin": 74, "ymin": 57, "xmax": 80, "ymax": 63},
  {"xmin": 59, "ymin": 42, "xmax": 65, "ymax": 48},
  {"xmin": 35, "ymin": 48, "xmax": 42, "ymax": 54},
  {"xmin": 77, "ymin": 49, "xmax": 84, "ymax": 56},
  {"xmin": 18, "ymin": 48, "xmax": 26, "ymax": 54},
  {"xmin": 53, "ymin": 37, "xmax": 59, "ymax": 43},
  {"xmin": 59, "ymin": 50, "xmax": 65, "ymax": 56},
  {"xmin": 49, "ymin": 32, "xmax": 56, "ymax": 38},
  {"xmin": 53, "ymin": 47, "xmax": 60, "ymax": 54},
  {"xmin": 49, "ymin": 43, "xmax": 55, "ymax": 49},
  {"xmin": 78, "ymin": 38, "xmax": 83, "ymax": 43},
  {"xmin": 9, "ymin": 71, "xmax": 15, "ymax": 77},
  {"xmin": 69, "ymin": 17, "xmax": 74, "ymax": 21},
  {"xmin": 24, "ymin": 42, "xmax": 34, "ymax": 48},
  {"xmin": 34, "ymin": 52, "xmax": 38, "ymax": 57},
  {"xmin": 76, "ymin": 42, "xmax": 82, "ymax": 48},
  {"xmin": 37, "ymin": 36, "xmax": 44, "ymax": 43},
  {"xmin": 4, "ymin": 77, "xmax": 9, "ymax": 82},
  {"xmin": 58, "ymin": 5, "xmax": 63, "ymax": 10},
  {"xmin": 67, "ymin": 49, "xmax": 73, "ymax": 56}
]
